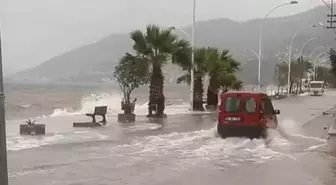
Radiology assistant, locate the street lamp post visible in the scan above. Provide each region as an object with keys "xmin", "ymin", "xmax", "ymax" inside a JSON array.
[
  {"xmin": 244, "ymin": 48, "xmax": 260, "ymax": 90},
  {"xmin": 170, "ymin": 0, "xmax": 195, "ymax": 111},
  {"xmin": 171, "ymin": 28, "xmax": 191, "ymax": 41},
  {"xmin": 313, "ymin": 51, "xmax": 329, "ymax": 80},
  {"xmin": 0, "ymin": 29, "xmax": 9, "ymax": 185},
  {"xmin": 309, "ymin": 45, "xmax": 328, "ymax": 60},
  {"xmin": 297, "ymin": 36, "xmax": 320, "ymax": 92},
  {"xmin": 190, "ymin": 0, "xmax": 196, "ymax": 111},
  {"xmin": 244, "ymin": 48, "xmax": 260, "ymax": 61},
  {"xmin": 299, "ymin": 37, "xmax": 320, "ymax": 63},
  {"xmin": 287, "ymin": 26, "xmax": 317, "ymax": 96},
  {"xmin": 277, "ymin": 58, "xmax": 290, "ymax": 65},
  {"xmin": 257, "ymin": 1, "xmax": 298, "ymax": 92}
]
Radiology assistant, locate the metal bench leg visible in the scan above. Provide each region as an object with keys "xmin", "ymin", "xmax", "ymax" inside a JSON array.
[
  {"xmin": 90, "ymin": 115, "xmax": 96, "ymax": 123},
  {"xmin": 101, "ymin": 115, "xmax": 106, "ymax": 123}
]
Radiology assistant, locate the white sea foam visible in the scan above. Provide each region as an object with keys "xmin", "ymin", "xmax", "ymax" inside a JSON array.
[{"xmin": 48, "ymin": 92, "xmax": 212, "ymax": 117}]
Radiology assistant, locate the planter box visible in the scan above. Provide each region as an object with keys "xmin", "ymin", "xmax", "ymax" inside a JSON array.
[
  {"xmin": 73, "ymin": 122, "xmax": 102, "ymax": 128},
  {"xmin": 20, "ymin": 124, "xmax": 46, "ymax": 135},
  {"xmin": 118, "ymin": 113, "xmax": 136, "ymax": 123},
  {"xmin": 205, "ymin": 105, "xmax": 218, "ymax": 111}
]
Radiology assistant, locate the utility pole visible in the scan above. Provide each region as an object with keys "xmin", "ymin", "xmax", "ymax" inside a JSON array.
[
  {"xmin": 327, "ymin": 0, "xmax": 336, "ymax": 30},
  {"xmin": 0, "ymin": 29, "xmax": 9, "ymax": 185}
]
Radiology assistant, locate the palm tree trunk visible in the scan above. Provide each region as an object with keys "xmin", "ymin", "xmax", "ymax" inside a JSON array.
[
  {"xmin": 193, "ymin": 77, "xmax": 204, "ymax": 111},
  {"xmin": 148, "ymin": 65, "xmax": 166, "ymax": 117},
  {"xmin": 289, "ymin": 81, "xmax": 294, "ymax": 94},
  {"xmin": 299, "ymin": 75, "xmax": 303, "ymax": 93},
  {"xmin": 206, "ymin": 76, "xmax": 219, "ymax": 109}
]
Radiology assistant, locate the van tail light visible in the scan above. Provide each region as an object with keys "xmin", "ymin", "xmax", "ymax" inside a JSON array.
[
  {"xmin": 259, "ymin": 111, "xmax": 264, "ymax": 119},
  {"xmin": 259, "ymin": 111, "xmax": 265, "ymax": 121},
  {"xmin": 259, "ymin": 111, "xmax": 267, "ymax": 126}
]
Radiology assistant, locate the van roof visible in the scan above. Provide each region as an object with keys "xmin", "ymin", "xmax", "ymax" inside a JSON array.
[{"xmin": 220, "ymin": 91, "xmax": 269, "ymax": 98}]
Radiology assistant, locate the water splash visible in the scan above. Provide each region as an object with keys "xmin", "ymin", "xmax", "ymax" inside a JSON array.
[{"xmin": 48, "ymin": 92, "xmax": 212, "ymax": 117}]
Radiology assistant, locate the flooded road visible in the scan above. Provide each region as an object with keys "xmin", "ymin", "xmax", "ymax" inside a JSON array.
[{"xmin": 6, "ymin": 91, "xmax": 336, "ymax": 185}]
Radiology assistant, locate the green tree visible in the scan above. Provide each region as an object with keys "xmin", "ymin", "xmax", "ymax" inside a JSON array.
[
  {"xmin": 113, "ymin": 54, "xmax": 149, "ymax": 114},
  {"xmin": 315, "ymin": 65, "xmax": 336, "ymax": 86},
  {"xmin": 125, "ymin": 25, "xmax": 190, "ymax": 117},
  {"xmin": 219, "ymin": 74, "xmax": 243, "ymax": 92},
  {"xmin": 206, "ymin": 49, "xmax": 241, "ymax": 107},
  {"xmin": 329, "ymin": 48, "xmax": 336, "ymax": 75},
  {"xmin": 277, "ymin": 58, "xmax": 311, "ymax": 93}
]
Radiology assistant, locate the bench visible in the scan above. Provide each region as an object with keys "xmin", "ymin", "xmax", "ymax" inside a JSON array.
[{"xmin": 86, "ymin": 106, "xmax": 107, "ymax": 125}]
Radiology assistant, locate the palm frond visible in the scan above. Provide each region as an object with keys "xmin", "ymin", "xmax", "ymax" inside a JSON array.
[
  {"xmin": 171, "ymin": 39, "xmax": 191, "ymax": 68},
  {"xmin": 130, "ymin": 30, "xmax": 151, "ymax": 55}
]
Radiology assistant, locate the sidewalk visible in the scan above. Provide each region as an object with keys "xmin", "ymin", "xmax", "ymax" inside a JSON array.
[{"xmin": 302, "ymin": 106, "xmax": 336, "ymax": 139}]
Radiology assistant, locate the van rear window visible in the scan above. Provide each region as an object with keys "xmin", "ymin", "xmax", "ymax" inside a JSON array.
[
  {"xmin": 224, "ymin": 96, "xmax": 241, "ymax": 112},
  {"xmin": 244, "ymin": 97, "xmax": 256, "ymax": 113},
  {"xmin": 223, "ymin": 96, "xmax": 257, "ymax": 113}
]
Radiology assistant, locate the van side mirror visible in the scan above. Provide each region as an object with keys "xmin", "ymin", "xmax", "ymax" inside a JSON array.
[{"xmin": 274, "ymin": 109, "xmax": 280, "ymax": 115}]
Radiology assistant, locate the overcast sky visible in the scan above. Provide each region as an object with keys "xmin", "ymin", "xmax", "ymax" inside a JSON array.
[{"xmin": 0, "ymin": 0, "xmax": 327, "ymax": 74}]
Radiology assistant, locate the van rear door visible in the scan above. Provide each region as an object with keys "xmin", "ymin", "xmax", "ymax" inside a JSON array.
[{"xmin": 220, "ymin": 95, "xmax": 259, "ymax": 126}]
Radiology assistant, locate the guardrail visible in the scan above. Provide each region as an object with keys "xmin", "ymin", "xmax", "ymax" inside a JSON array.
[{"xmin": 329, "ymin": 117, "xmax": 336, "ymax": 136}]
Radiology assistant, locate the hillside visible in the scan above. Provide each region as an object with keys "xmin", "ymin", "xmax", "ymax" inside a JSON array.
[{"xmin": 7, "ymin": 6, "xmax": 336, "ymax": 85}]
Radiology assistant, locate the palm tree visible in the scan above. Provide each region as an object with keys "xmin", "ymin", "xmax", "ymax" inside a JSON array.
[
  {"xmin": 219, "ymin": 73, "xmax": 243, "ymax": 92},
  {"xmin": 205, "ymin": 49, "xmax": 241, "ymax": 108},
  {"xmin": 125, "ymin": 25, "xmax": 190, "ymax": 117},
  {"xmin": 176, "ymin": 47, "xmax": 211, "ymax": 111},
  {"xmin": 278, "ymin": 59, "xmax": 311, "ymax": 93}
]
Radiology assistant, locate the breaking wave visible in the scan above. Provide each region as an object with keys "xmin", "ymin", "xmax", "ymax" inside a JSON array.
[{"xmin": 48, "ymin": 92, "xmax": 211, "ymax": 118}]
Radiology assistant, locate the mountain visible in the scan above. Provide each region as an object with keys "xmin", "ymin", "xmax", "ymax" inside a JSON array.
[{"xmin": 7, "ymin": 6, "xmax": 336, "ymax": 85}]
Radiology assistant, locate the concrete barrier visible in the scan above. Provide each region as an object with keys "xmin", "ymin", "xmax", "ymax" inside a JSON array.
[{"xmin": 328, "ymin": 117, "xmax": 336, "ymax": 155}]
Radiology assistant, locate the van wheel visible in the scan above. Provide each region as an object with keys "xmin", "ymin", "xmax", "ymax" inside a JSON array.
[
  {"xmin": 252, "ymin": 128, "xmax": 267, "ymax": 139},
  {"xmin": 217, "ymin": 125, "xmax": 227, "ymax": 139},
  {"xmin": 261, "ymin": 129, "xmax": 268, "ymax": 139}
]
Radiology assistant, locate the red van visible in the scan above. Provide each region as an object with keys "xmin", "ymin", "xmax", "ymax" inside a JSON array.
[{"xmin": 217, "ymin": 91, "xmax": 280, "ymax": 139}]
